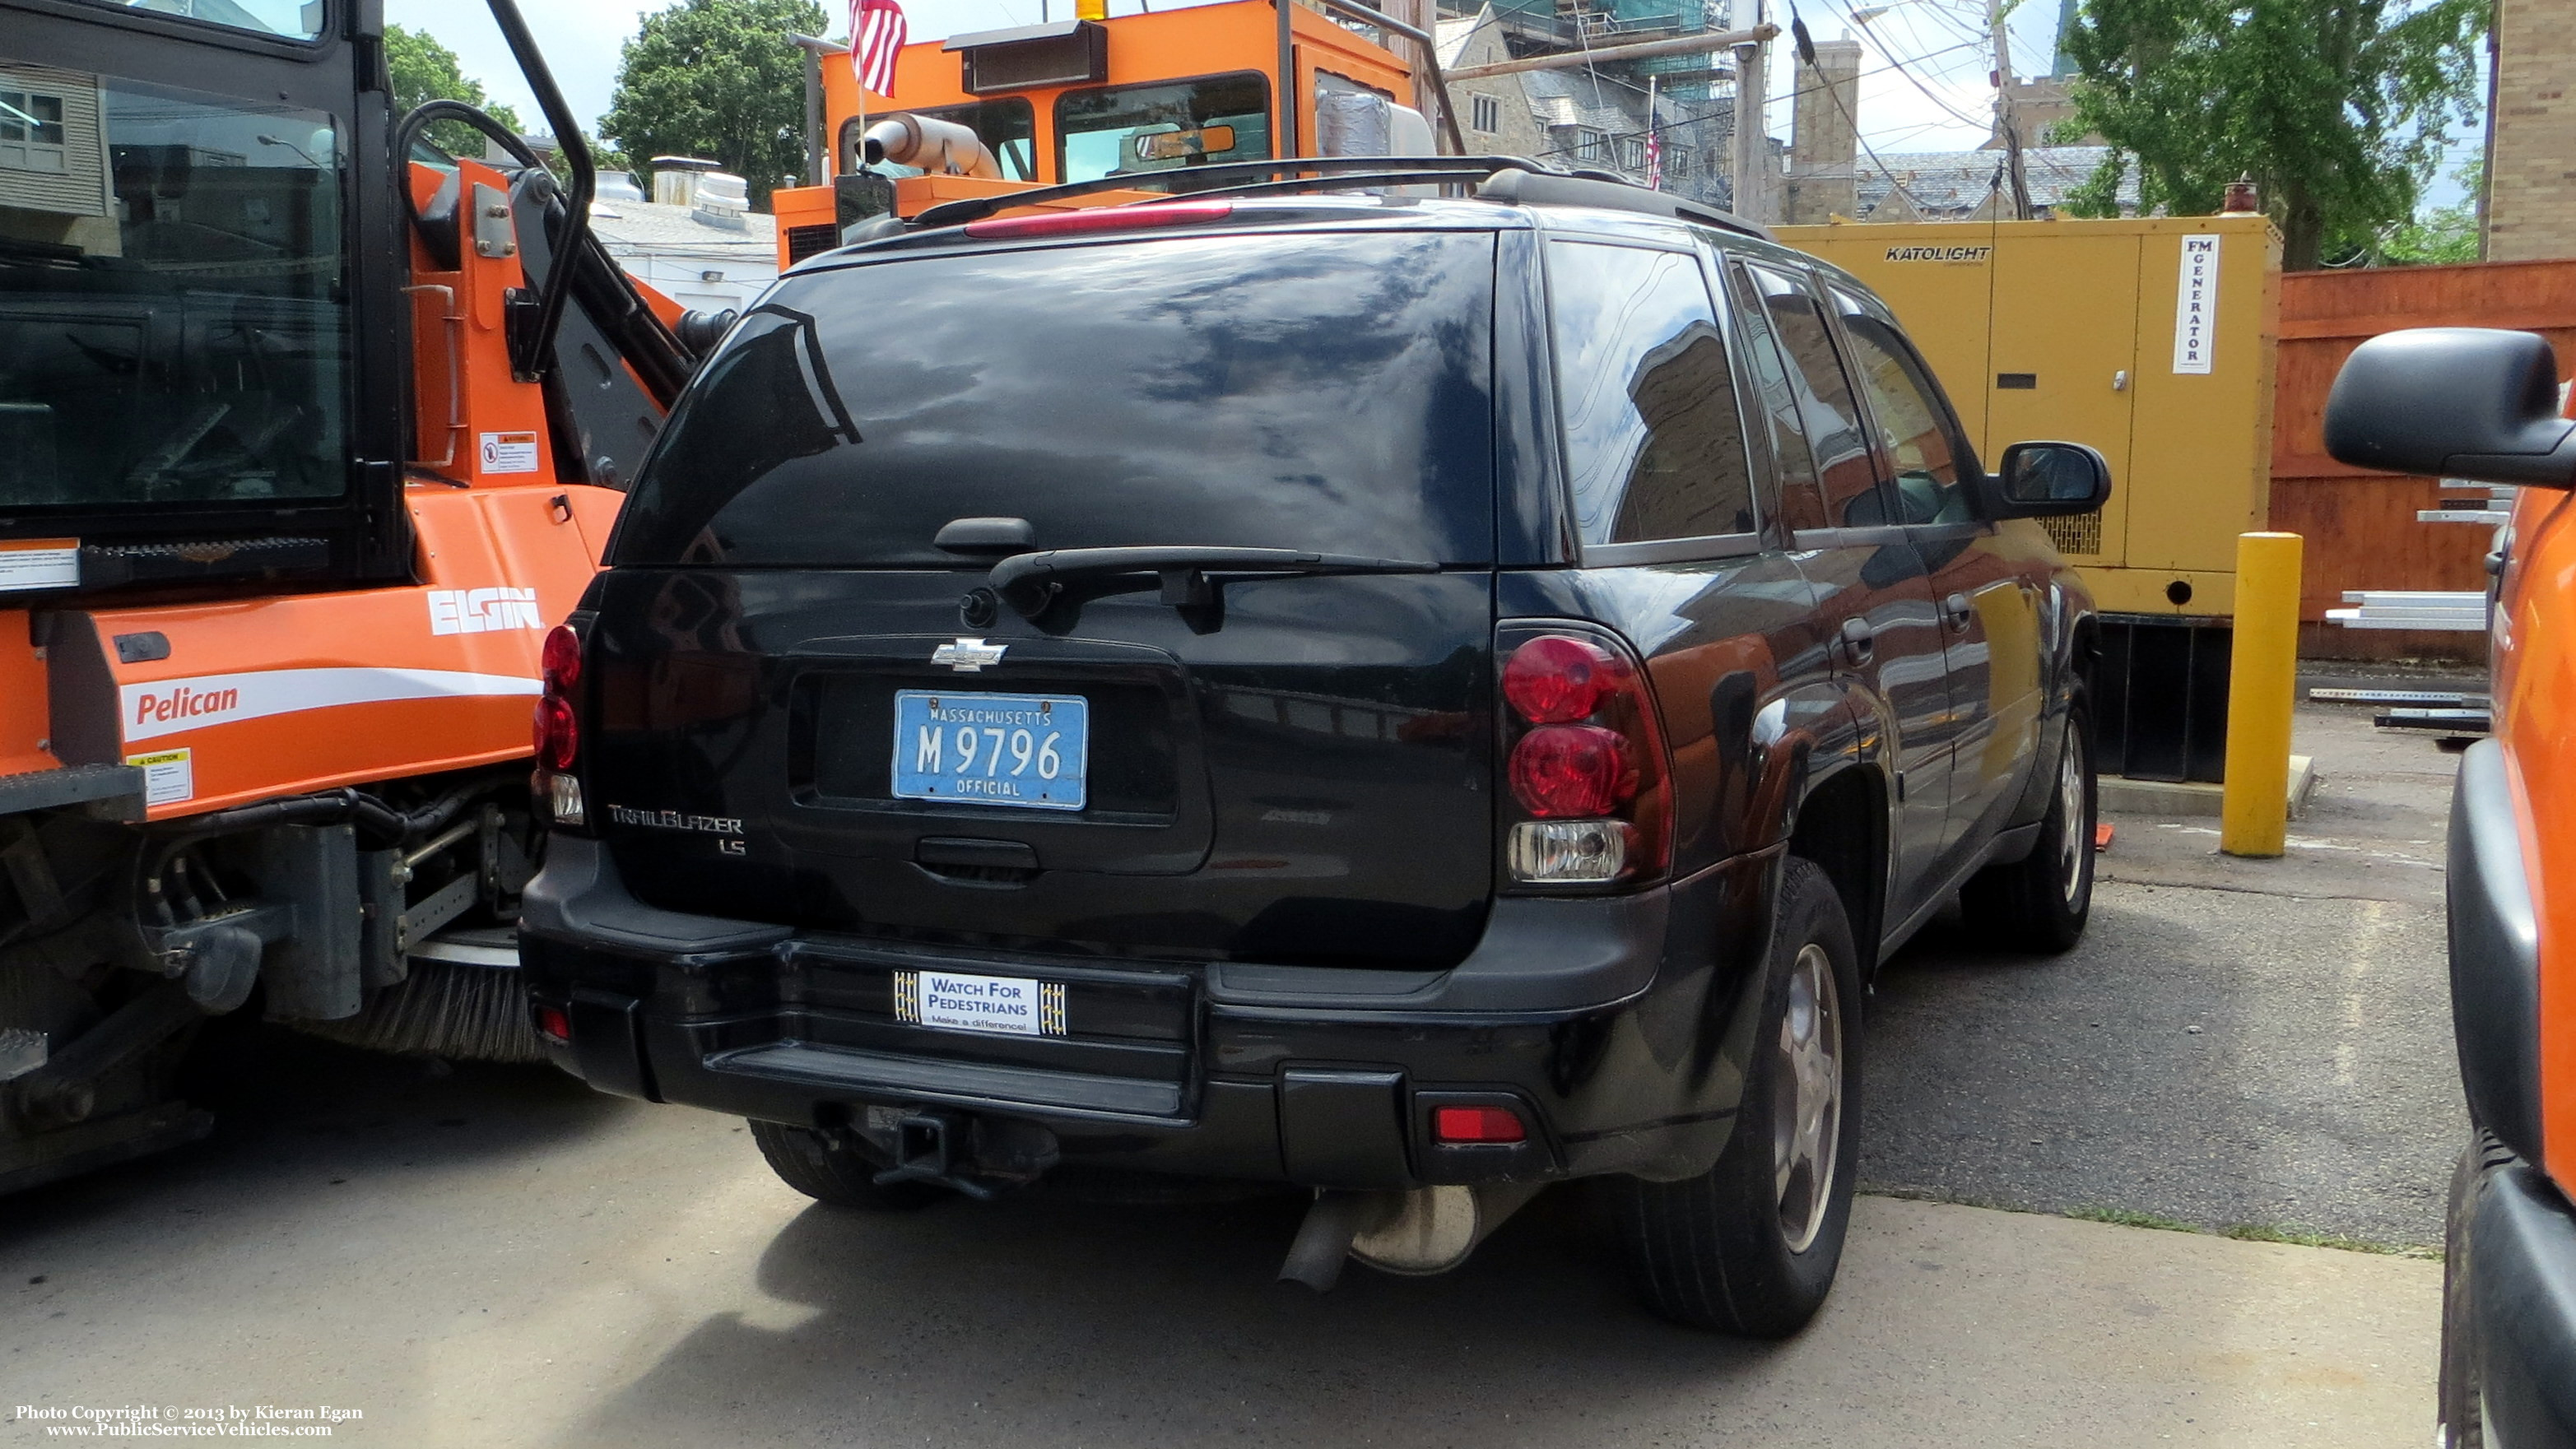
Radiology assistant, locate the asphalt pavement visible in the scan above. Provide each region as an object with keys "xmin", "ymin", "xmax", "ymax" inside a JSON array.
[
  {"xmin": 1864, "ymin": 694, "xmax": 2468, "ymax": 1247},
  {"xmin": 4, "ymin": 1032, "xmax": 2435, "ymax": 1448},
  {"xmin": 0, "ymin": 688, "xmax": 2468, "ymax": 1445}
]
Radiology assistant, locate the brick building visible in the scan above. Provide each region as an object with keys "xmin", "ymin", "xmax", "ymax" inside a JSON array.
[
  {"xmin": 2485, "ymin": 0, "xmax": 2576, "ymax": 262},
  {"xmin": 1435, "ymin": 6, "xmax": 1735, "ymax": 210}
]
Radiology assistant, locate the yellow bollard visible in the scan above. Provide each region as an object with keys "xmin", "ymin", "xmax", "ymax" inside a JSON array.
[{"xmin": 2220, "ymin": 532, "xmax": 2304, "ymax": 857}]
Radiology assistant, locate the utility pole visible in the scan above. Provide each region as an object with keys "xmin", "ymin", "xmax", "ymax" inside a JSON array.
[
  {"xmin": 1988, "ymin": 0, "xmax": 2032, "ymax": 218},
  {"xmin": 1731, "ymin": 0, "xmax": 1772, "ymax": 223}
]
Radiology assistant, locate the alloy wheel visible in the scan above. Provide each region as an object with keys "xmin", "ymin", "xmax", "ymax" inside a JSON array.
[{"xmin": 1771, "ymin": 941, "xmax": 1844, "ymax": 1253}]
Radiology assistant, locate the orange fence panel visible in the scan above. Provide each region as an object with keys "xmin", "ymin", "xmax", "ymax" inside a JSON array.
[{"xmin": 2270, "ymin": 259, "xmax": 2576, "ymax": 661}]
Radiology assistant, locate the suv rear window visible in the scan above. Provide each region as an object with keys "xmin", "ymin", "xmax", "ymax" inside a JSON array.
[{"xmin": 612, "ymin": 230, "xmax": 1498, "ymax": 568}]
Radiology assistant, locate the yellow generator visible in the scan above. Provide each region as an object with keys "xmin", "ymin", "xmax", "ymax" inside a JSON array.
[{"xmin": 1781, "ymin": 214, "xmax": 2284, "ymax": 782}]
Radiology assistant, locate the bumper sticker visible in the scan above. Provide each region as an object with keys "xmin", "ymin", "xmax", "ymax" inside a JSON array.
[{"xmin": 893, "ymin": 969, "xmax": 1067, "ymax": 1038}]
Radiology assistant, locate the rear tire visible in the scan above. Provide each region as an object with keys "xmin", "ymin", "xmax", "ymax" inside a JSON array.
[
  {"xmin": 1962, "ymin": 699, "xmax": 2095, "ymax": 954},
  {"xmin": 1602, "ymin": 857, "xmax": 1862, "ymax": 1337},
  {"xmin": 749, "ymin": 1119, "xmax": 948, "ymax": 1210},
  {"xmin": 2440, "ymin": 1134, "xmax": 2511, "ymax": 1448}
]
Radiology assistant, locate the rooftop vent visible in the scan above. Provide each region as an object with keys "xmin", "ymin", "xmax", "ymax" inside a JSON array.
[
  {"xmin": 690, "ymin": 172, "xmax": 751, "ymax": 230},
  {"xmin": 650, "ymin": 156, "xmax": 724, "ymax": 207}
]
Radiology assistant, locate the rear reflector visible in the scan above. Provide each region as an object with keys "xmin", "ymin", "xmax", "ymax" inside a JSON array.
[
  {"xmin": 964, "ymin": 198, "xmax": 1235, "ymax": 240},
  {"xmin": 534, "ymin": 1004, "xmax": 571, "ymax": 1043},
  {"xmin": 1432, "ymin": 1105, "xmax": 1527, "ymax": 1144}
]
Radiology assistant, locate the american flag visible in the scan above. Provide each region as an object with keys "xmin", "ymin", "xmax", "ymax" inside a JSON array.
[
  {"xmin": 1642, "ymin": 76, "xmax": 1662, "ymax": 189},
  {"xmin": 849, "ymin": 0, "xmax": 907, "ymax": 98}
]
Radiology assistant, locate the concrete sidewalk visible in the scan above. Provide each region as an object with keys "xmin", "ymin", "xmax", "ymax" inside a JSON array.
[{"xmin": 2, "ymin": 1052, "xmax": 2438, "ymax": 1448}]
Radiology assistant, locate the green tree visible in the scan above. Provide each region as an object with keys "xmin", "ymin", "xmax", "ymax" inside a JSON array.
[
  {"xmin": 2366, "ymin": 157, "xmax": 2483, "ymax": 265},
  {"xmin": 2058, "ymin": 0, "xmax": 2485, "ymax": 270},
  {"xmin": 385, "ymin": 22, "xmax": 527, "ymax": 159},
  {"xmin": 598, "ymin": 0, "xmax": 825, "ymax": 209}
]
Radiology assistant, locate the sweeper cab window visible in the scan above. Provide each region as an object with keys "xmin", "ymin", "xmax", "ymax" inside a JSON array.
[{"xmin": 0, "ymin": 57, "xmax": 351, "ymax": 515}]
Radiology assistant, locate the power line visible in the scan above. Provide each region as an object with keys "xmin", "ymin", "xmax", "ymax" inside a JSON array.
[{"xmin": 1823, "ymin": 0, "xmax": 1993, "ymax": 130}]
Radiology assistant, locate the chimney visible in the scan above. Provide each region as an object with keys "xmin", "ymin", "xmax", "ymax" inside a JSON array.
[{"xmin": 1787, "ymin": 39, "xmax": 1861, "ymax": 224}]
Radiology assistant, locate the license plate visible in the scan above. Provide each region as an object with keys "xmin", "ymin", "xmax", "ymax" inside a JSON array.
[
  {"xmin": 895, "ymin": 969, "xmax": 1067, "ymax": 1038},
  {"xmin": 890, "ymin": 690, "xmax": 1088, "ymax": 810}
]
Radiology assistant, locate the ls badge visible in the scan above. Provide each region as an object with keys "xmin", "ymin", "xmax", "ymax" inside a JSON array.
[{"xmin": 931, "ymin": 638, "xmax": 1008, "ymax": 673}]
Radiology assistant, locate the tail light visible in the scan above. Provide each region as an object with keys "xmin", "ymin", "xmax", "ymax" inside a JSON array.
[
  {"xmin": 1498, "ymin": 626, "xmax": 1669, "ymax": 887},
  {"xmin": 534, "ymin": 622, "xmax": 587, "ymax": 827},
  {"xmin": 532, "ymin": 694, "xmax": 579, "ymax": 769}
]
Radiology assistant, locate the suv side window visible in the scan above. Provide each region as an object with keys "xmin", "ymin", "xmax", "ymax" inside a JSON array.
[
  {"xmin": 1830, "ymin": 286, "xmax": 1978, "ymax": 526},
  {"xmin": 1737, "ymin": 262, "xmax": 1890, "ymax": 531},
  {"xmin": 1545, "ymin": 239, "xmax": 1759, "ymax": 546},
  {"xmin": 1719, "ymin": 258, "xmax": 1822, "ymax": 530}
]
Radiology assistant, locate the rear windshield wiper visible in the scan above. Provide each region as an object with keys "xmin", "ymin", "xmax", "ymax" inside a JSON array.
[{"xmin": 988, "ymin": 546, "xmax": 1439, "ymax": 620}]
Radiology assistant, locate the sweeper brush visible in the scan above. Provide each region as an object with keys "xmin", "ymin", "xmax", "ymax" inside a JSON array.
[{"xmin": 292, "ymin": 951, "xmax": 546, "ymax": 1064}]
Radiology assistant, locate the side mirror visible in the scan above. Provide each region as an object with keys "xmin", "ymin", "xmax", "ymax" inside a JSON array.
[
  {"xmin": 1981, "ymin": 441, "xmax": 2112, "ymax": 518},
  {"xmin": 2324, "ymin": 327, "xmax": 2576, "ymax": 486}
]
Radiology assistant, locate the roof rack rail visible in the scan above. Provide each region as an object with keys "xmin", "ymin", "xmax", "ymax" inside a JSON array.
[
  {"xmin": 909, "ymin": 155, "xmax": 1547, "ymax": 229},
  {"xmin": 902, "ymin": 156, "xmax": 1772, "ymax": 240},
  {"xmin": 1475, "ymin": 168, "xmax": 1772, "ymax": 240}
]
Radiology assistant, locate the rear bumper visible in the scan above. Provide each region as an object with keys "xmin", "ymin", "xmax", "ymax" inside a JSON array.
[
  {"xmin": 518, "ymin": 836, "xmax": 1775, "ymax": 1189},
  {"xmin": 2462, "ymin": 1149, "xmax": 2576, "ymax": 1446}
]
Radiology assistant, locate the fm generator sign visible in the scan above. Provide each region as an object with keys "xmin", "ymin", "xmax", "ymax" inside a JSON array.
[{"xmin": 2174, "ymin": 235, "xmax": 2220, "ymax": 374}]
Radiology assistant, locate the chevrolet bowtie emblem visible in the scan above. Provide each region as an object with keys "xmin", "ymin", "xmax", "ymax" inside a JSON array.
[{"xmin": 931, "ymin": 638, "xmax": 1008, "ymax": 672}]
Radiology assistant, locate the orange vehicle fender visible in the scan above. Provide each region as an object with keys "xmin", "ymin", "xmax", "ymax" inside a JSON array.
[
  {"xmin": 59, "ymin": 483, "xmax": 619, "ymax": 820},
  {"xmin": 2495, "ymin": 483, "xmax": 2576, "ymax": 1193}
]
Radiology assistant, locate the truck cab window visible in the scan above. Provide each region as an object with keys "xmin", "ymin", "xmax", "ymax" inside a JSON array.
[
  {"xmin": 1056, "ymin": 73, "xmax": 1270, "ymax": 183},
  {"xmin": 0, "ymin": 60, "xmax": 349, "ymax": 512},
  {"xmin": 67, "ymin": 0, "xmax": 326, "ymax": 41}
]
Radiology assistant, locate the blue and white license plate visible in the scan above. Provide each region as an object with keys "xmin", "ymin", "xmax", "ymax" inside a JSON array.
[{"xmin": 890, "ymin": 690, "xmax": 1088, "ymax": 810}]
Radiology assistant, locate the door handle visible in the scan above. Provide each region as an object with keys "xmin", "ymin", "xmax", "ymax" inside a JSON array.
[
  {"xmin": 1837, "ymin": 617, "xmax": 1874, "ymax": 667},
  {"xmin": 1942, "ymin": 592, "xmax": 1975, "ymax": 632}
]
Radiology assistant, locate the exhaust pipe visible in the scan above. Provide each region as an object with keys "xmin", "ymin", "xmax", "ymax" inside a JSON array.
[
  {"xmin": 1277, "ymin": 1182, "xmax": 1547, "ymax": 1291},
  {"xmin": 863, "ymin": 114, "xmax": 1003, "ymax": 179}
]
